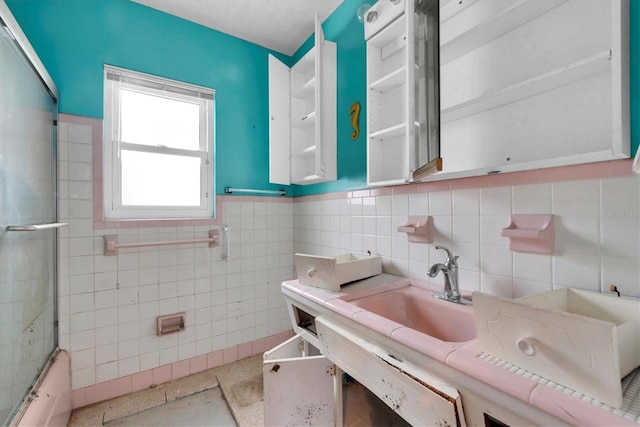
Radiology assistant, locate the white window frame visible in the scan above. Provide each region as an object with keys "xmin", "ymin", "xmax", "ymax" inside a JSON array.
[{"xmin": 103, "ymin": 65, "xmax": 215, "ymax": 220}]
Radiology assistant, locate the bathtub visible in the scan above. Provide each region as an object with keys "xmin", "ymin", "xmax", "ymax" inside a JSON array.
[{"xmin": 13, "ymin": 349, "xmax": 72, "ymax": 427}]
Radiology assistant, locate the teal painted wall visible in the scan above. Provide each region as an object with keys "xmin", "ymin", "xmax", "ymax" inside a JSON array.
[
  {"xmin": 7, "ymin": 0, "xmax": 638, "ymax": 198},
  {"xmin": 5, "ymin": 0, "xmax": 292, "ymax": 196},
  {"xmin": 291, "ymin": 0, "xmax": 369, "ymax": 196}
]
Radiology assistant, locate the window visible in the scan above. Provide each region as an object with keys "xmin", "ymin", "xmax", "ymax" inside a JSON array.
[{"xmin": 103, "ymin": 65, "xmax": 214, "ymax": 219}]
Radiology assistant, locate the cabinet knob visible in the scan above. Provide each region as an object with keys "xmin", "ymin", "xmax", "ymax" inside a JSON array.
[
  {"xmin": 307, "ymin": 268, "xmax": 317, "ymax": 278},
  {"xmin": 366, "ymin": 10, "xmax": 378, "ymax": 23},
  {"xmin": 516, "ymin": 337, "xmax": 537, "ymax": 356},
  {"xmin": 271, "ymin": 116, "xmax": 275, "ymax": 120}
]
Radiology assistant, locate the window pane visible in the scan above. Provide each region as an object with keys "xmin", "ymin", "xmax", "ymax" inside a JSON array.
[
  {"xmin": 121, "ymin": 150, "xmax": 201, "ymax": 206},
  {"xmin": 121, "ymin": 89, "xmax": 200, "ymax": 150}
]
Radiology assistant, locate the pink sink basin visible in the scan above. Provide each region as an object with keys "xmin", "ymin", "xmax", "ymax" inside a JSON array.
[{"xmin": 349, "ymin": 284, "xmax": 477, "ymax": 343}]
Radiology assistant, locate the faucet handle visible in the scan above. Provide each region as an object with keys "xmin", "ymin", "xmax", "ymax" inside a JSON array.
[{"xmin": 435, "ymin": 245, "xmax": 458, "ymax": 266}]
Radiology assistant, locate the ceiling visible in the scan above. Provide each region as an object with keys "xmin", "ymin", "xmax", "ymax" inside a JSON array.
[{"xmin": 132, "ymin": 0, "xmax": 344, "ymax": 56}]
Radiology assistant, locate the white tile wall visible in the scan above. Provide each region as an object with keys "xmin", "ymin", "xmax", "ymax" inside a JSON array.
[
  {"xmin": 58, "ymin": 116, "xmax": 640, "ymax": 392},
  {"xmin": 293, "ymin": 177, "xmax": 640, "ymax": 301},
  {"xmin": 57, "ymin": 119, "xmax": 293, "ymax": 390}
]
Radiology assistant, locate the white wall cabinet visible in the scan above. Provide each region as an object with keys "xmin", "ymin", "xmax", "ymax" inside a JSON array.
[
  {"xmin": 366, "ymin": 0, "xmax": 629, "ymax": 186},
  {"xmin": 365, "ymin": 0, "xmax": 416, "ymax": 186},
  {"xmin": 438, "ymin": 0, "xmax": 629, "ymax": 178},
  {"xmin": 269, "ymin": 16, "xmax": 337, "ymax": 185}
]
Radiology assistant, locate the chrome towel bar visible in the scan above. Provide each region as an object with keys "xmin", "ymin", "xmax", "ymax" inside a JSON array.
[{"xmin": 6, "ymin": 222, "xmax": 68, "ymax": 231}]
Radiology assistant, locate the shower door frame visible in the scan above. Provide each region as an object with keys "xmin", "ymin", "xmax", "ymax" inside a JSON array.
[{"xmin": 0, "ymin": 2, "xmax": 60, "ymax": 425}]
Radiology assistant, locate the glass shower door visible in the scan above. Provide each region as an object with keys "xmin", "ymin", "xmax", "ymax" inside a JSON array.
[{"xmin": 0, "ymin": 18, "xmax": 58, "ymax": 425}]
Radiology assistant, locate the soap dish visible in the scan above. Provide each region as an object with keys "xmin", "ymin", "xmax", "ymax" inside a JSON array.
[
  {"xmin": 501, "ymin": 214, "xmax": 554, "ymax": 254},
  {"xmin": 397, "ymin": 216, "xmax": 432, "ymax": 243}
]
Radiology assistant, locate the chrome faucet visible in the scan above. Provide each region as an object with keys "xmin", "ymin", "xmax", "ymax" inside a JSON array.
[{"xmin": 428, "ymin": 246, "xmax": 471, "ymax": 305}]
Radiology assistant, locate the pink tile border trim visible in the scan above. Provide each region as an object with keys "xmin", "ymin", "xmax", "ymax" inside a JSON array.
[
  {"xmin": 71, "ymin": 330, "xmax": 294, "ymax": 409},
  {"xmin": 294, "ymin": 159, "xmax": 634, "ymax": 202}
]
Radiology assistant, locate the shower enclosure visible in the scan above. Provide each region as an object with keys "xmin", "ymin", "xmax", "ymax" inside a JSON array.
[{"xmin": 0, "ymin": 3, "xmax": 60, "ymax": 425}]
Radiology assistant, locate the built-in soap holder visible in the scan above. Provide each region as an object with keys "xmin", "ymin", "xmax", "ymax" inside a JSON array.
[
  {"xmin": 156, "ymin": 312, "xmax": 185, "ymax": 336},
  {"xmin": 397, "ymin": 216, "xmax": 432, "ymax": 243},
  {"xmin": 501, "ymin": 214, "xmax": 554, "ymax": 254}
]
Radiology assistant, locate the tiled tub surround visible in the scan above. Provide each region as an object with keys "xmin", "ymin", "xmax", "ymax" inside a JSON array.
[
  {"xmin": 57, "ymin": 115, "xmax": 294, "ymax": 407},
  {"xmin": 57, "ymin": 113, "xmax": 640, "ymax": 410}
]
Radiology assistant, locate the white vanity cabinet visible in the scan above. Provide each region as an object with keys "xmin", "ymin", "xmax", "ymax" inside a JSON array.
[
  {"xmin": 264, "ymin": 295, "xmax": 468, "ymax": 426},
  {"xmin": 365, "ymin": 0, "xmax": 416, "ymax": 186},
  {"xmin": 263, "ymin": 335, "xmax": 338, "ymax": 426},
  {"xmin": 268, "ymin": 15, "xmax": 337, "ymax": 185},
  {"xmin": 316, "ymin": 316, "xmax": 467, "ymax": 427}
]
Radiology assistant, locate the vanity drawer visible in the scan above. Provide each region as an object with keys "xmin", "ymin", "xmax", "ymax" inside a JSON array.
[{"xmin": 316, "ymin": 316, "xmax": 467, "ymax": 427}]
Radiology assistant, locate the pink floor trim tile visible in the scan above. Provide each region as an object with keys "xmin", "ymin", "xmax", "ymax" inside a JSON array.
[
  {"xmin": 71, "ymin": 334, "xmax": 298, "ymax": 410},
  {"xmin": 222, "ymin": 346, "xmax": 239, "ymax": 364},
  {"xmin": 109, "ymin": 376, "xmax": 132, "ymax": 399},
  {"xmin": 84, "ymin": 382, "xmax": 110, "ymax": 406},
  {"xmin": 189, "ymin": 355, "xmax": 207, "ymax": 374},
  {"xmin": 251, "ymin": 338, "xmax": 267, "ymax": 355},
  {"xmin": 72, "ymin": 389, "xmax": 86, "ymax": 410},
  {"xmin": 171, "ymin": 360, "xmax": 190, "ymax": 380},
  {"xmin": 152, "ymin": 365, "xmax": 172, "ymax": 385},
  {"xmin": 237, "ymin": 342, "xmax": 252, "ymax": 360},
  {"xmin": 131, "ymin": 370, "xmax": 153, "ymax": 393},
  {"xmin": 207, "ymin": 350, "xmax": 224, "ymax": 369},
  {"xmin": 265, "ymin": 334, "xmax": 283, "ymax": 350}
]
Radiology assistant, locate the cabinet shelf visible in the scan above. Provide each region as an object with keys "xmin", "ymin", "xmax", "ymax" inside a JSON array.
[
  {"xmin": 441, "ymin": 50, "xmax": 611, "ymax": 124},
  {"xmin": 292, "ymin": 145, "xmax": 317, "ymax": 158},
  {"xmin": 293, "ymin": 76, "xmax": 315, "ymax": 98},
  {"xmin": 369, "ymin": 67, "xmax": 406, "ymax": 92},
  {"xmin": 293, "ymin": 110, "xmax": 317, "ymax": 129},
  {"xmin": 369, "ymin": 123, "xmax": 406, "ymax": 141},
  {"xmin": 440, "ymin": 0, "xmax": 567, "ymax": 64},
  {"xmin": 297, "ymin": 174, "xmax": 323, "ymax": 184}
]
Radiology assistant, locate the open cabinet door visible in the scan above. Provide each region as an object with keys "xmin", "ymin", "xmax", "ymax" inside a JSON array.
[
  {"xmin": 263, "ymin": 335, "xmax": 336, "ymax": 426},
  {"xmin": 313, "ymin": 13, "xmax": 325, "ymax": 180},
  {"xmin": 268, "ymin": 54, "xmax": 291, "ymax": 185}
]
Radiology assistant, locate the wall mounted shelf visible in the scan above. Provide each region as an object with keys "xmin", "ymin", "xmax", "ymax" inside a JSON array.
[
  {"xmin": 441, "ymin": 50, "xmax": 611, "ymax": 123},
  {"xmin": 397, "ymin": 216, "xmax": 432, "ymax": 243},
  {"xmin": 440, "ymin": 0, "xmax": 568, "ymax": 64},
  {"xmin": 501, "ymin": 214, "xmax": 554, "ymax": 254}
]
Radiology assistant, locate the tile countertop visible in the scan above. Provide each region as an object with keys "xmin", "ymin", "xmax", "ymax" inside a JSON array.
[{"xmin": 281, "ymin": 274, "xmax": 640, "ymax": 427}]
